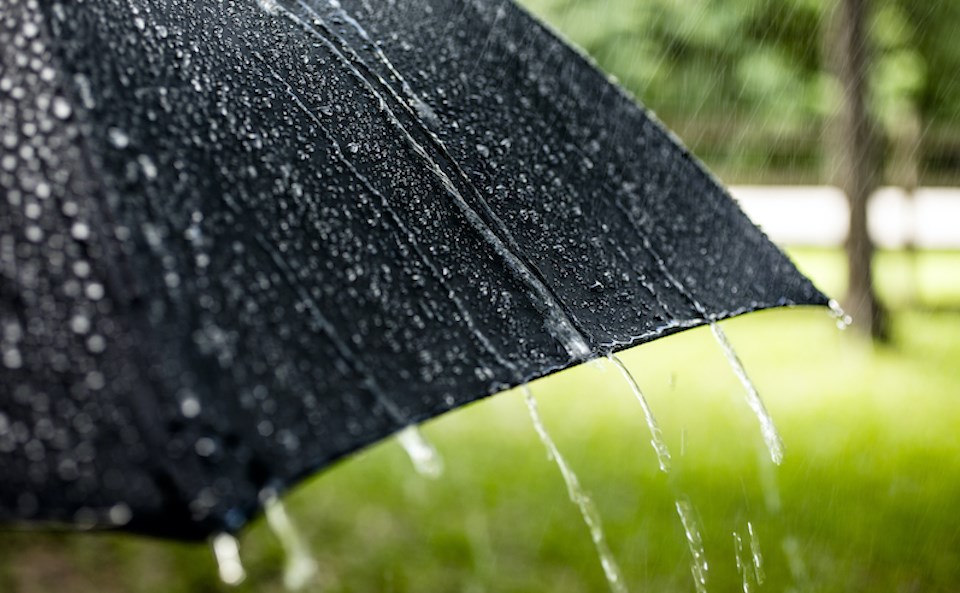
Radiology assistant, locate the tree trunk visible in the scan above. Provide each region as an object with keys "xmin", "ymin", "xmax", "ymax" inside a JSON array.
[{"xmin": 825, "ymin": 0, "xmax": 887, "ymax": 340}]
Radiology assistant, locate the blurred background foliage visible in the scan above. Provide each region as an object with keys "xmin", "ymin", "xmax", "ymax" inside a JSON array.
[{"xmin": 520, "ymin": 0, "xmax": 960, "ymax": 184}]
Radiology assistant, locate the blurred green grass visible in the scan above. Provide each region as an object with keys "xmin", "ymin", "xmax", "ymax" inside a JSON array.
[{"xmin": 2, "ymin": 249, "xmax": 960, "ymax": 593}]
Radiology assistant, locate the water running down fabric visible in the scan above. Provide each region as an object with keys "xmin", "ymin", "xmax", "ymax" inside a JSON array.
[{"xmin": 0, "ymin": 0, "xmax": 827, "ymax": 540}]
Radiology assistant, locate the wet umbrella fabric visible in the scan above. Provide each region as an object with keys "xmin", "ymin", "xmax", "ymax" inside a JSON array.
[{"xmin": 0, "ymin": 0, "xmax": 826, "ymax": 540}]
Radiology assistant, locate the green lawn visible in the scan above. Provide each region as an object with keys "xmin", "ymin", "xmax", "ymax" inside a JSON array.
[{"xmin": 2, "ymin": 249, "xmax": 960, "ymax": 593}]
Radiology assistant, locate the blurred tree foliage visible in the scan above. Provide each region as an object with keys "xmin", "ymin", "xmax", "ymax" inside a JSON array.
[{"xmin": 520, "ymin": 0, "xmax": 960, "ymax": 184}]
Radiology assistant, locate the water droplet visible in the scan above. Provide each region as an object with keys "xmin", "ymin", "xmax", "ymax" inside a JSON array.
[
  {"xmin": 180, "ymin": 396, "xmax": 201, "ymax": 418},
  {"xmin": 51, "ymin": 96, "xmax": 72, "ymax": 119},
  {"xmin": 85, "ymin": 282, "xmax": 105, "ymax": 301},
  {"xmin": 22, "ymin": 22, "xmax": 39, "ymax": 39},
  {"xmin": 257, "ymin": 0, "xmax": 280, "ymax": 14},
  {"xmin": 24, "ymin": 225, "xmax": 43, "ymax": 243},
  {"xmin": 2, "ymin": 347, "xmax": 23, "ymax": 369},
  {"xmin": 107, "ymin": 127, "xmax": 130, "ymax": 148},
  {"xmin": 85, "ymin": 371, "xmax": 105, "ymax": 390},
  {"xmin": 34, "ymin": 182, "xmax": 51, "ymax": 200},
  {"xmin": 194, "ymin": 437, "xmax": 217, "ymax": 457},
  {"xmin": 86, "ymin": 334, "xmax": 106, "ymax": 354},
  {"xmin": 108, "ymin": 503, "xmax": 131, "ymax": 526},
  {"xmin": 138, "ymin": 154, "xmax": 158, "ymax": 179},
  {"xmin": 69, "ymin": 314, "xmax": 91, "ymax": 335},
  {"xmin": 70, "ymin": 221, "xmax": 90, "ymax": 241}
]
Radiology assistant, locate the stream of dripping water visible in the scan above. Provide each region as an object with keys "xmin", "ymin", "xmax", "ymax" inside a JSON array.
[
  {"xmin": 523, "ymin": 385, "xmax": 629, "ymax": 593},
  {"xmin": 607, "ymin": 354, "xmax": 672, "ymax": 472},
  {"xmin": 675, "ymin": 499, "xmax": 709, "ymax": 593},
  {"xmin": 262, "ymin": 492, "xmax": 319, "ymax": 590},
  {"xmin": 709, "ymin": 323, "xmax": 785, "ymax": 465},
  {"xmin": 608, "ymin": 355, "xmax": 713, "ymax": 591},
  {"xmin": 212, "ymin": 533, "xmax": 246, "ymax": 586},
  {"xmin": 396, "ymin": 425, "xmax": 444, "ymax": 478}
]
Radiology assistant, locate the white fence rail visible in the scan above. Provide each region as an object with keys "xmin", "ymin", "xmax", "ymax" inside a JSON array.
[{"xmin": 731, "ymin": 186, "xmax": 960, "ymax": 249}]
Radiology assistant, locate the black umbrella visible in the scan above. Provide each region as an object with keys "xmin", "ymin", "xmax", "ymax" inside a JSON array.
[{"xmin": 0, "ymin": 0, "xmax": 826, "ymax": 546}]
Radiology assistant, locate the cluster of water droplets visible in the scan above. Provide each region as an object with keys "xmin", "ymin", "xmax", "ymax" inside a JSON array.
[{"xmin": 828, "ymin": 299, "xmax": 853, "ymax": 330}]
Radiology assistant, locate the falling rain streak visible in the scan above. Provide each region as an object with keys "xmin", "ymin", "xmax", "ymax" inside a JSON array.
[
  {"xmin": 675, "ymin": 498, "xmax": 709, "ymax": 593},
  {"xmin": 710, "ymin": 323, "xmax": 785, "ymax": 465},
  {"xmin": 733, "ymin": 531, "xmax": 751, "ymax": 593},
  {"xmin": 396, "ymin": 425, "xmax": 444, "ymax": 478},
  {"xmin": 748, "ymin": 522, "xmax": 765, "ymax": 585},
  {"xmin": 523, "ymin": 386, "xmax": 628, "ymax": 593},
  {"xmin": 608, "ymin": 354, "xmax": 672, "ymax": 472},
  {"xmin": 733, "ymin": 522, "xmax": 765, "ymax": 593}
]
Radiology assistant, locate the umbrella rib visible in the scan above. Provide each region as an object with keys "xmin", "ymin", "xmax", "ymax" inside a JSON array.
[
  {"xmin": 305, "ymin": 0, "xmax": 444, "ymax": 130},
  {"xmin": 274, "ymin": 1, "xmax": 595, "ymax": 362},
  {"xmin": 252, "ymin": 53, "xmax": 520, "ymax": 383},
  {"xmin": 283, "ymin": 0, "xmax": 537, "ymax": 253},
  {"xmin": 611, "ymin": 199, "xmax": 709, "ymax": 319},
  {"xmin": 612, "ymin": 243, "xmax": 679, "ymax": 319},
  {"xmin": 312, "ymin": 0, "xmax": 712, "ymax": 351}
]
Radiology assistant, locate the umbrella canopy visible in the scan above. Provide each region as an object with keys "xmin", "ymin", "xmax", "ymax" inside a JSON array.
[{"xmin": 0, "ymin": 0, "xmax": 827, "ymax": 540}]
